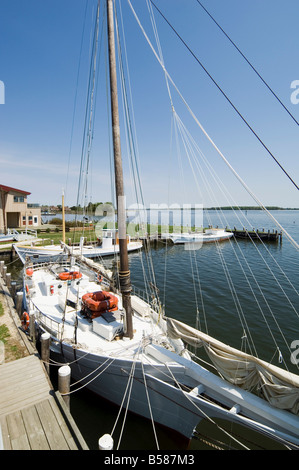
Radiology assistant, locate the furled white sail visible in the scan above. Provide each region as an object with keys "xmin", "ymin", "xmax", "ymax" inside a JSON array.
[{"xmin": 167, "ymin": 317, "xmax": 299, "ymax": 413}]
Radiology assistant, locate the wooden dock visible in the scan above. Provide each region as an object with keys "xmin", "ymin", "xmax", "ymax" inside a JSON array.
[
  {"xmin": 227, "ymin": 227, "xmax": 282, "ymax": 242},
  {"xmin": 0, "ymin": 265, "xmax": 89, "ymax": 451},
  {"xmin": 0, "ymin": 355, "xmax": 89, "ymax": 450}
]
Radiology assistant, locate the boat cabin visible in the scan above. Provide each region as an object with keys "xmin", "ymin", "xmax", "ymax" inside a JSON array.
[{"xmin": 101, "ymin": 228, "xmax": 130, "ymax": 249}]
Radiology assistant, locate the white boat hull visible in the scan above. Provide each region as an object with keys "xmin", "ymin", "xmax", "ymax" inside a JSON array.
[
  {"xmin": 163, "ymin": 228, "xmax": 233, "ymax": 245},
  {"xmin": 22, "ymin": 260, "xmax": 299, "ymax": 447},
  {"xmin": 48, "ymin": 337, "xmax": 299, "ymax": 445},
  {"xmin": 14, "ymin": 241, "xmax": 142, "ymax": 264}
]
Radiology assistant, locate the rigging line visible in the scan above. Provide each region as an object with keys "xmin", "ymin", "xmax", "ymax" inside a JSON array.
[
  {"xmin": 82, "ymin": 6, "xmax": 102, "ymax": 213},
  {"xmin": 174, "ymin": 114, "xmax": 282, "ymax": 357},
  {"xmin": 65, "ymin": 0, "xmax": 89, "ymax": 200},
  {"xmin": 171, "ymin": 114, "xmax": 205, "ymax": 330},
  {"xmin": 149, "ymin": 0, "xmax": 299, "ymax": 192},
  {"xmin": 62, "ymin": 357, "xmax": 117, "ymax": 395},
  {"xmin": 127, "ymin": 0, "xmax": 299, "ymax": 250},
  {"xmin": 195, "ymin": 0, "xmax": 299, "ymax": 128},
  {"xmin": 178, "ymin": 115, "xmax": 299, "ymax": 359},
  {"xmin": 164, "ymin": 364, "xmax": 250, "ymax": 450},
  {"xmin": 117, "ymin": 0, "xmax": 145, "ymax": 207},
  {"xmin": 116, "ymin": 1, "xmax": 160, "ymax": 301},
  {"xmin": 174, "ymin": 112, "xmax": 256, "ymax": 351},
  {"xmin": 182, "ymin": 118, "xmax": 299, "ymax": 299},
  {"xmin": 140, "ymin": 357, "xmax": 160, "ymax": 449},
  {"xmin": 75, "ymin": 3, "xmax": 100, "ymax": 227},
  {"xmin": 185, "ymin": 117, "xmax": 299, "ymax": 314},
  {"xmin": 115, "ymin": 350, "xmax": 142, "ymax": 450},
  {"xmin": 110, "ymin": 359, "xmax": 135, "ymax": 440}
]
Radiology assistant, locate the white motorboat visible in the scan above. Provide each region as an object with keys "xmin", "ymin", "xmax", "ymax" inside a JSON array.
[{"xmin": 163, "ymin": 227, "xmax": 233, "ymax": 245}]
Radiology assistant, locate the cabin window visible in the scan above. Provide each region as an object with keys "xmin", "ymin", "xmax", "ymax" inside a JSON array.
[{"xmin": 13, "ymin": 195, "xmax": 24, "ymax": 203}]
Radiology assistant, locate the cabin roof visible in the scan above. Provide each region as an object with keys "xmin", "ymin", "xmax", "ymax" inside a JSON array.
[{"xmin": 0, "ymin": 184, "xmax": 31, "ymax": 195}]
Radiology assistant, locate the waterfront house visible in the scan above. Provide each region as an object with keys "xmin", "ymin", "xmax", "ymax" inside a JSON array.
[{"xmin": 0, "ymin": 184, "xmax": 41, "ymax": 233}]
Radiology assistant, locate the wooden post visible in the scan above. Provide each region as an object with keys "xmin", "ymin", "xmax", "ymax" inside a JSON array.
[
  {"xmin": 5, "ymin": 272, "xmax": 11, "ymax": 289},
  {"xmin": 16, "ymin": 291, "xmax": 23, "ymax": 317},
  {"xmin": 41, "ymin": 332, "xmax": 51, "ymax": 375},
  {"xmin": 11, "ymin": 280, "xmax": 16, "ymax": 298},
  {"xmin": 2, "ymin": 266, "xmax": 7, "ymax": 283},
  {"xmin": 98, "ymin": 434, "xmax": 114, "ymax": 450},
  {"xmin": 58, "ymin": 365, "xmax": 71, "ymax": 410},
  {"xmin": 29, "ymin": 311, "xmax": 36, "ymax": 345},
  {"xmin": 0, "ymin": 260, "xmax": 4, "ymax": 276}
]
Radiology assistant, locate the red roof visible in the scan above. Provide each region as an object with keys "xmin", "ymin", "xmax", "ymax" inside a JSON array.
[{"xmin": 0, "ymin": 184, "xmax": 31, "ymax": 195}]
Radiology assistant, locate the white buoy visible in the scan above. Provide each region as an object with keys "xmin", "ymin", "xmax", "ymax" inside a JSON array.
[{"xmin": 98, "ymin": 434, "xmax": 114, "ymax": 450}]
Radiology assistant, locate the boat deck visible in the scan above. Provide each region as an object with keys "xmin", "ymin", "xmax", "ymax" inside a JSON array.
[{"xmin": 30, "ymin": 268, "xmax": 168, "ymax": 362}]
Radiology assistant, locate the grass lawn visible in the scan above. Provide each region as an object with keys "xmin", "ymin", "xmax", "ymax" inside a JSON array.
[{"xmin": 37, "ymin": 228, "xmax": 98, "ymax": 246}]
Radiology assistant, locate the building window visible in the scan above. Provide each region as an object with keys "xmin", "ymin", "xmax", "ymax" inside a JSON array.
[
  {"xmin": 28, "ymin": 216, "xmax": 33, "ymax": 225},
  {"xmin": 13, "ymin": 196, "xmax": 25, "ymax": 203},
  {"xmin": 22, "ymin": 216, "xmax": 26, "ymax": 226}
]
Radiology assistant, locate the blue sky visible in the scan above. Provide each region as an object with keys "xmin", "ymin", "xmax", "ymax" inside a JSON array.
[{"xmin": 0, "ymin": 0, "xmax": 298, "ymax": 209}]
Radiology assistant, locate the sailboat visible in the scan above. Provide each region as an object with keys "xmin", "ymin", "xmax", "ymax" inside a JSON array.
[
  {"xmin": 19, "ymin": 0, "xmax": 299, "ymax": 449},
  {"xmin": 14, "ymin": 228, "xmax": 142, "ymax": 264},
  {"xmin": 163, "ymin": 227, "xmax": 233, "ymax": 244}
]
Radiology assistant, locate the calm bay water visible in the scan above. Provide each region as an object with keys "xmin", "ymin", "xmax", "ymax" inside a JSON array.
[{"xmin": 5, "ymin": 210, "xmax": 299, "ymax": 450}]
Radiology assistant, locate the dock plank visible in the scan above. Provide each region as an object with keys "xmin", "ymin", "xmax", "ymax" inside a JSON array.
[
  {"xmin": 0, "ymin": 416, "xmax": 11, "ymax": 450},
  {"xmin": 36, "ymin": 399, "xmax": 70, "ymax": 450},
  {"xmin": 6, "ymin": 410, "xmax": 31, "ymax": 450},
  {"xmin": 48, "ymin": 395, "xmax": 78, "ymax": 450},
  {"xmin": 21, "ymin": 405, "xmax": 50, "ymax": 450}
]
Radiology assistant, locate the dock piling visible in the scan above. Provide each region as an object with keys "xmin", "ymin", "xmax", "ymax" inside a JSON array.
[
  {"xmin": 41, "ymin": 332, "xmax": 51, "ymax": 375},
  {"xmin": 58, "ymin": 365, "xmax": 71, "ymax": 410},
  {"xmin": 0, "ymin": 260, "xmax": 4, "ymax": 276},
  {"xmin": 16, "ymin": 291, "xmax": 23, "ymax": 317},
  {"xmin": 29, "ymin": 311, "xmax": 36, "ymax": 345},
  {"xmin": 5, "ymin": 272, "xmax": 11, "ymax": 289},
  {"xmin": 98, "ymin": 434, "xmax": 114, "ymax": 450}
]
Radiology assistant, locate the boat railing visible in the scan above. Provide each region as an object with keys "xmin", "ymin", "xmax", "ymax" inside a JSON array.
[
  {"xmin": 131, "ymin": 284, "xmax": 163, "ymax": 316},
  {"xmin": 14, "ymin": 229, "xmax": 38, "ymax": 241},
  {"xmin": 28, "ymin": 260, "xmax": 71, "ymax": 272},
  {"xmin": 33, "ymin": 304, "xmax": 62, "ymax": 340},
  {"xmin": 131, "ymin": 284, "xmax": 150, "ymax": 303}
]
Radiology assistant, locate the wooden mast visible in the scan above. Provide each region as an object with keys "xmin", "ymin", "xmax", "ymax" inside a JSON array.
[{"xmin": 107, "ymin": 0, "xmax": 133, "ymax": 339}]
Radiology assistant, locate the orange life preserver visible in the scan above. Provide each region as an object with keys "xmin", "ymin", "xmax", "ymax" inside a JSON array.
[
  {"xmin": 59, "ymin": 271, "xmax": 82, "ymax": 281},
  {"xmin": 26, "ymin": 268, "xmax": 34, "ymax": 276},
  {"xmin": 21, "ymin": 311, "xmax": 30, "ymax": 331},
  {"xmin": 82, "ymin": 290, "xmax": 118, "ymax": 318}
]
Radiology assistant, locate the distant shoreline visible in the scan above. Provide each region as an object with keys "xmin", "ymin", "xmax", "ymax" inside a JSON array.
[
  {"xmin": 205, "ymin": 206, "xmax": 299, "ymax": 211},
  {"xmin": 43, "ymin": 206, "xmax": 299, "ymax": 217}
]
